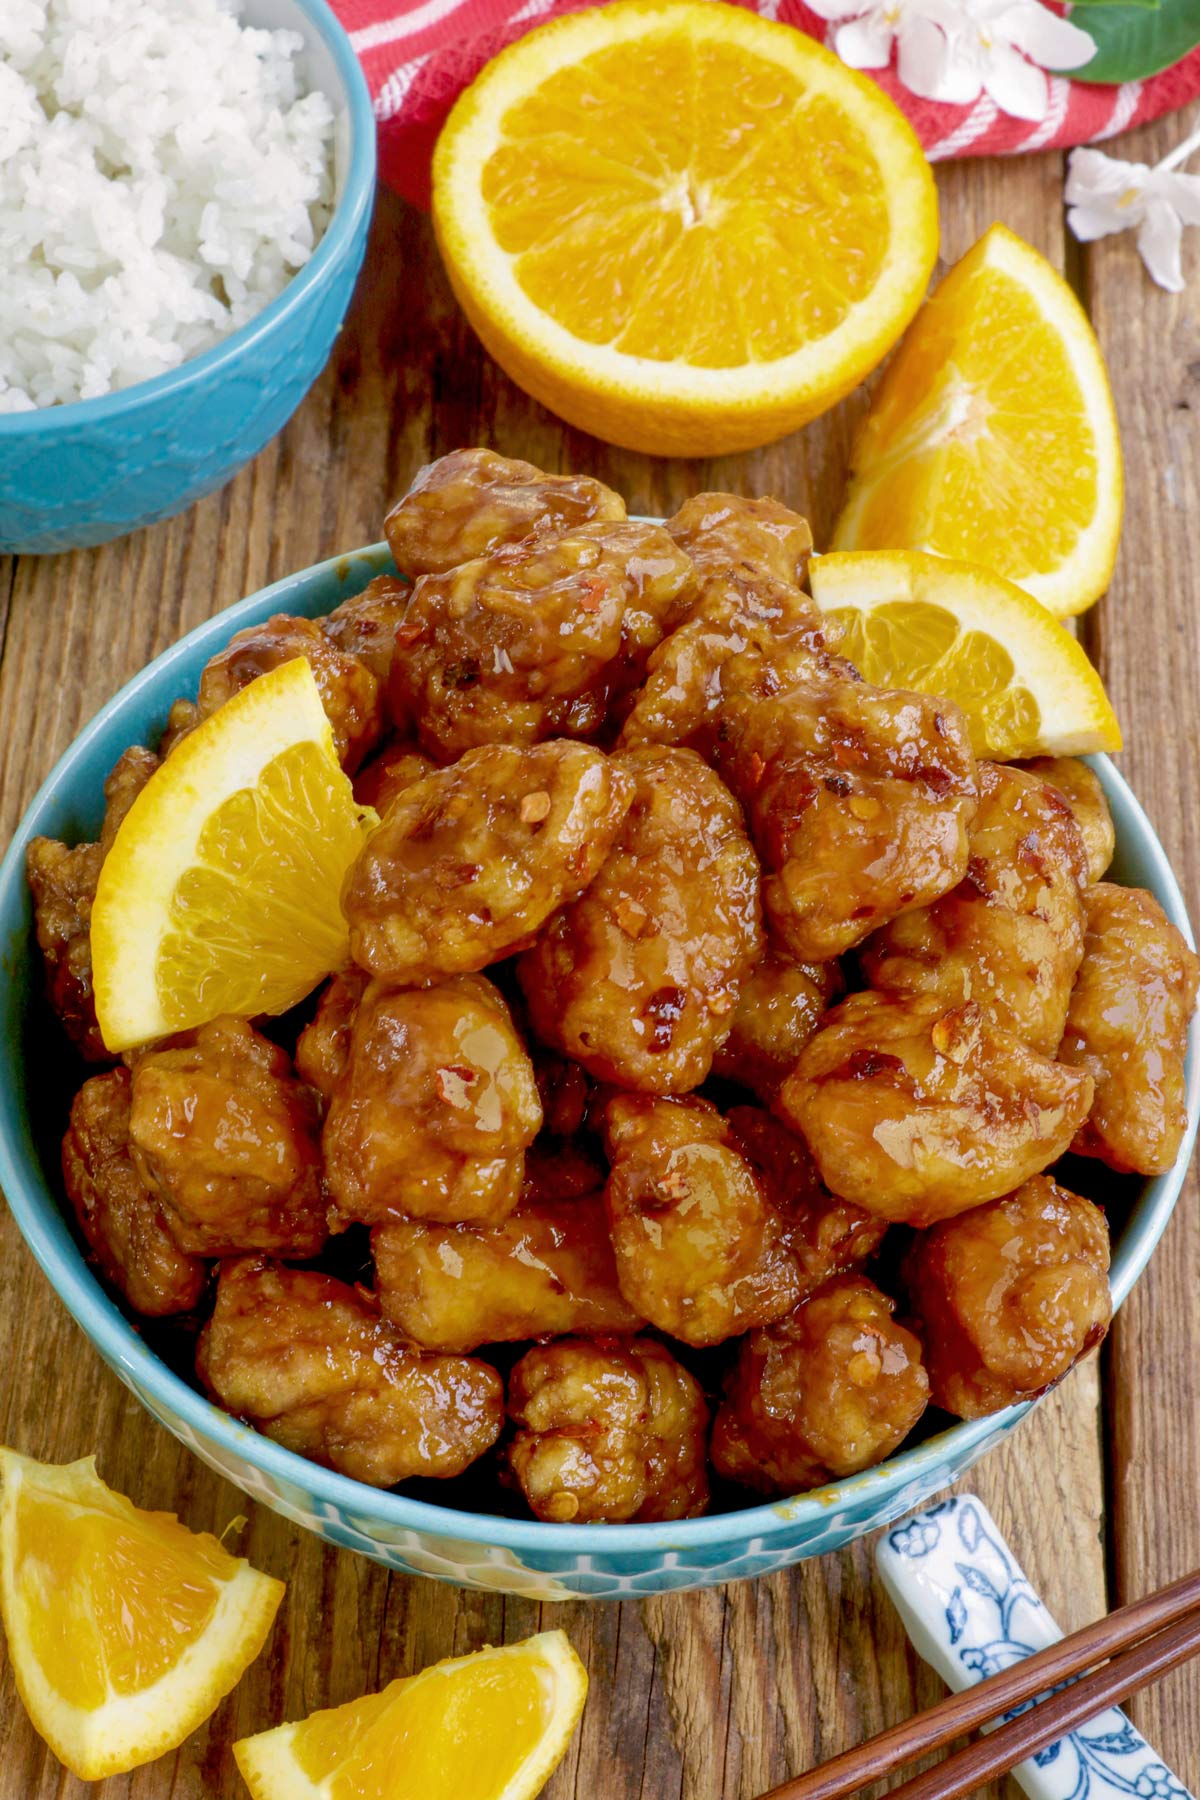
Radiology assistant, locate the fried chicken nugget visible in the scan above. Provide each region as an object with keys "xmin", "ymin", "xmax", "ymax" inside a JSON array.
[
  {"xmin": 777, "ymin": 992, "xmax": 1094, "ymax": 1226},
  {"xmin": 619, "ymin": 495, "xmax": 837, "ymax": 754},
  {"xmin": 343, "ymin": 741, "xmax": 633, "ymax": 983},
  {"xmin": 725, "ymin": 1106, "xmax": 888, "ymax": 1297},
  {"xmin": 862, "ymin": 761, "xmax": 1088, "ymax": 1054},
  {"xmin": 391, "ymin": 521, "xmax": 693, "ymax": 759},
  {"xmin": 719, "ymin": 678, "xmax": 979, "ymax": 963},
  {"xmin": 197, "ymin": 1257, "xmax": 503, "ymax": 1487},
  {"xmin": 373, "ymin": 1188, "xmax": 642, "ymax": 1353},
  {"xmin": 129, "ymin": 1017, "xmax": 327, "ymax": 1257},
  {"xmin": 619, "ymin": 578, "xmax": 839, "ymax": 754},
  {"xmin": 197, "ymin": 613, "xmax": 384, "ymax": 772},
  {"xmin": 904, "ymin": 1175, "xmax": 1111, "ymax": 1419},
  {"xmin": 26, "ymin": 745, "xmax": 158, "ymax": 1061},
  {"xmin": 1022, "ymin": 756, "xmax": 1115, "ymax": 883},
  {"xmin": 712, "ymin": 952, "xmax": 843, "ymax": 1100},
  {"xmin": 601, "ymin": 1093, "xmax": 803, "ymax": 1345},
  {"xmin": 518, "ymin": 746, "xmax": 762, "ymax": 1093},
  {"xmin": 384, "ymin": 447, "xmax": 625, "ymax": 579},
  {"xmin": 666, "ymin": 492, "xmax": 814, "ymax": 588},
  {"xmin": 322, "ymin": 974, "xmax": 542, "ymax": 1225},
  {"xmin": 711, "ymin": 1274, "xmax": 929, "ymax": 1494},
  {"xmin": 294, "ymin": 967, "xmax": 368, "ymax": 1105},
  {"xmin": 321, "ymin": 575, "xmax": 411, "ymax": 687},
  {"xmin": 63, "ymin": 1069, "xmax": 207, "ymax": 1316},
  {"xmin": 352, "ymin": 743, "xmax": 435, "ymax": 814},
  {"xmin": 505, "ymin": 1338, "xmax": 709, "ymax": 1523},
  {"xmin": 1059, "ymin": 882, "xmax": 1199, "ymax": 1175}
]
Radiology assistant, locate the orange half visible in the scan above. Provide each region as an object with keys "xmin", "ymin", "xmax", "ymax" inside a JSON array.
[{"xmin": 433, "ymin": 0, "xmax": 938, "ymax": 454}]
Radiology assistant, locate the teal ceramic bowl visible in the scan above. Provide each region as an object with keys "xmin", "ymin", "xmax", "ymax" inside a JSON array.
[
  {"xmin": 0, "ymin": 546, "xmax": 1195, "ymax": 1598},
  {"xmin": 0, "ymin": 0, "xmax": 376, "ymax": 555}
]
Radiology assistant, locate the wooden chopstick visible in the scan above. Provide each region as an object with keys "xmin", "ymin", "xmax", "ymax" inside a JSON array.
[
  {"xmin": 860, "ymin": 1608, "xmax": 1200, "ymax": 1800},
  {"xmin": 757, "ymin": 1568, "xmax": 1200, "ymax": 1800}
]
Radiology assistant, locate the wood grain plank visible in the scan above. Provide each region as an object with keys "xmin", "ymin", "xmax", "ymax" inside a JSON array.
[
  {"xmin": 0, "ymin": 148, "xmax": 1119, "ymax": 1800},
  {"xmin": 1080, "ymin": 101, "xmax": 1200, "ymax": 1790}
]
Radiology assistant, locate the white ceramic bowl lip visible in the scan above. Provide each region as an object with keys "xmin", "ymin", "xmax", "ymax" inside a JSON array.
[
  {"xmin": 0, "ymin": 0, "xmax": 377, "ymax": 439},
  {"xmin": 0, "ymin": 543, "xmax": 1195, "ymax": 1558}
]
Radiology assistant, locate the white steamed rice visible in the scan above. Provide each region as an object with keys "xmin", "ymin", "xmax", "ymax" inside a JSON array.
[{"xmin": 0, "ymin": 0, "xmax": 337, "ymax": 413}]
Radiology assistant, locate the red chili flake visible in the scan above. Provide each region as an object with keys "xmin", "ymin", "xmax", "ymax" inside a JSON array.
[
  {"xmin": 962, "ymin": 854, "xmax": 991, "ymax": 897},
  {"xmin": 394, "ymin": 619, "xmax": 426, "ymax": 647},
  {"xmin": 931, "ymin": 1005, "xmax": 981, "ymax": 1062},
  {"xmin": 577, "ymin": 576, "xmax": 609, "ymax": 614},
  {"xmin": 642, "ymin": 985, "xmax": 686, "ymax": 1052},
  {"xmin": 435, "ymin": 1065, "xmax": 478, "ymax": 1106},
  {"xmin": 836, "ymin": 1048, "xmax": 906, "ymax": 1082}
]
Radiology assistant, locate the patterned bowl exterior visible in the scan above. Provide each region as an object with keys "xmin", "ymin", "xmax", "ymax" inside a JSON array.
[
  {"xmin": 0, "ymin": 0, "xmax": 376, "ymax": 556},
  {"xmin": 0, "ymin": 543, "xmax": 1195, "ymax": 1597}
]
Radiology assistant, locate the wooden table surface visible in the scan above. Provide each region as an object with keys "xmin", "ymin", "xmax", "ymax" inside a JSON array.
[{"xmin": 0, "ymin": 126, "xmax": 1198, "ymax": 1800}]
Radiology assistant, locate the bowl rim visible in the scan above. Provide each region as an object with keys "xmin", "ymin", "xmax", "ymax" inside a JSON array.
[
  {"xmin": 0, "ymin": 540, "xmax": 1196, "ymax": 1556},
  {"xmin": 0, "ymin": 0, "xmax": 377, "ymax": 437}
]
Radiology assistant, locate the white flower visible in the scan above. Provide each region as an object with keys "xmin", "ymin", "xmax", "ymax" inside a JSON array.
[
  {"xmin": 805, "ymin": 0, "xmax": 955, "ymax": 92},
  {"xmin": 807, "ymin": 0, "xmax": 1095, "ymax": 121},
  {"xmin": 1066, "ymin": 142, "xmax": 1200, "ymax": 293}
]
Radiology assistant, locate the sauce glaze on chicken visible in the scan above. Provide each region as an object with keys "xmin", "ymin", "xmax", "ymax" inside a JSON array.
[{"xmin": 31, "ymin": 450, "xmax": 1198, "ymax": 1520}]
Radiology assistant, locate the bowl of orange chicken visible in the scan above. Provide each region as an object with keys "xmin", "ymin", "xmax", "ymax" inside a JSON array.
[{"xmin": 0, "ymin": 449, "xmax": 1195, "ymax": 1598}]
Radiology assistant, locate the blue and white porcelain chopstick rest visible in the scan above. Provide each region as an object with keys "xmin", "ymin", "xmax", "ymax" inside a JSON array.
[{"xmin": 876, "ymin": 1495, "xmax": 1194, "ymax": 1800}]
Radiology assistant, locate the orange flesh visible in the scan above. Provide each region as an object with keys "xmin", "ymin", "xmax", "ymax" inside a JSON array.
[
  {"xmin": 843, "ymin": 255, "xmax": 1101, "ymax": 580},
  {"xmin": 828, "ymin": 599, "xmax": 1042, "ymax": 759},
  {"xmin": 290, "ymin": 1658, "xmax": 553, "ymax": 1800},
  {"xmin": 481, "ymin": 36, "xmax": 889, "ymax": 366},
  {"xmin": 16, "ymin": 1493, "xmax": 236, "ymax": 1705},
  {"xmin": 155, "ymin": 739, "xmax": 373, "ymax": 1029}
]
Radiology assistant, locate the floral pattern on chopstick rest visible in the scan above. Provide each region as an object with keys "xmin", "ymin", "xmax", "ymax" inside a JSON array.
[{"xmin": 876, "ymin": 1495, "xmax": 1194, "ymax": 1800}]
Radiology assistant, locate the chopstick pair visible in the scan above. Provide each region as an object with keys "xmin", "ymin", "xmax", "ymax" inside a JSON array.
[{"xmin": 756, "ymin": 1567, "xmax": 1200, "ymax": 1800}]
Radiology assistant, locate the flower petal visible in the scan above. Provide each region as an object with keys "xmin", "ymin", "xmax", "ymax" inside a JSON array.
[
  {"xmin": 918, "ymin": 0, "xmax": 979, "ymax": 33},
  {"xmin": 803, "ymin": 0, "xmax": 872, "ymax": 22},
  {"xmin": 1067, "ymin": 201, "xmax": 1141, "ymax": 243},
  {"xmin": 1137, "ymin": 197, "xmax": 1186, "ymax": 291},
  {"xmin": 997, "ymin": 0, "xmax": 1096, "ymax": 69},
  {"xmin": 981, "ymin": 40, "xmax": 1049, "ymax": 119},
  {"xmin": 900, "ymin": 13, "xmax": 981, "ymax": 101},
  {"xmin": 1157, "ymin": 168, "xmax": 1200, "ymax": 227},
  {"xmin": 835, "ymin": 11, "xmax": 896, "ymax": 68},
  {"xmin": 1065, "ymin": 147, "xmax": 1150, "ymax": 210},
  {"xmin": 896, "ymin": 12, "xmax": 949, "ymax": 95}
]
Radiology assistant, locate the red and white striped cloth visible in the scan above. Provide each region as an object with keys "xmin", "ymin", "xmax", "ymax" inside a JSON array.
[{"xmin": 330, "ymin": 0, "xmax": 1200, "ymax": 207}]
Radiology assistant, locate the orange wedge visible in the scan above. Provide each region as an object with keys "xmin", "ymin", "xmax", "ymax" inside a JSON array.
[
  {"xmin": 809, "ymin": 550, "xmax": 1121, "ymax": 759},
  {"xmin": 832, "ymin": 224, "xmax": 1123, "ymax": 618},
  {"xmin": 91, "ymin": 657, "xmax": 377, "ymax": 1052},
  {"xmin": 233, "ymin": 1631, "xmax": 588, "ymax": 1800},
  {"xmin": 433, "ymin": 0, "xmax": 938, "ymax": 455},
  {"xmin": 0, "ymin": 1448, "xmax": 283, "ymax": 1781}
]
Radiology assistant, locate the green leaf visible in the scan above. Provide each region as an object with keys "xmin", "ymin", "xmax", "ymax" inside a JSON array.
[
  {"xmin": 1069, "ymin": 0, "xmax": 1160, "ymax": 14},
  {"xmin": 1058, "ymin": 0, "xmax": 1200, "ymax": 80}
]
